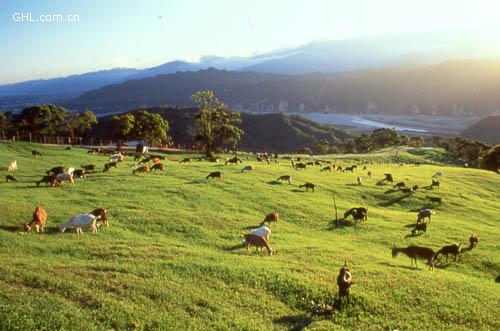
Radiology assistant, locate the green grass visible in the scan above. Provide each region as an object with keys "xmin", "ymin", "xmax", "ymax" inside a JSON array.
[{"xmin": 0, "ymin": 141, "xmax": 499, "ymax": 330}]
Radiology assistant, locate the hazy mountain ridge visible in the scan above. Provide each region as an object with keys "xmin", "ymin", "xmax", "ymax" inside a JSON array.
[
  {"xmin": 66, "ymin": 60, "xmax": 500, "ymax": 117},
  {"xmin": 461, "ymin": 115, "xmax": 500, "ymax": 145}
]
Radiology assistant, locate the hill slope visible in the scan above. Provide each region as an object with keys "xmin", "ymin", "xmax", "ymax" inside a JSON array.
[
  {"xmin": 462, "ymin": 115, "xmax": 500, "ymax": 145},
  {"xmin": 0, "ymin": 142, "xmax": 499, "ymax": 330},
  {"xmin": 68, "ymin": 60, "xmax": 500, "ymax": 117}
]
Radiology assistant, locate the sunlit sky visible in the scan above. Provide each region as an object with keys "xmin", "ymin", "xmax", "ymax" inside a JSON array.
[{"xmin": 1, "ymin": 0, "xmax": 500, "ymax": 84}]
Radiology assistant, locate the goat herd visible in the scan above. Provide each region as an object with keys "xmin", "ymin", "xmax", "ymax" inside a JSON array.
[{"xmin": 3, "ymin": 147, "xmax": 482, "ymax": 308}]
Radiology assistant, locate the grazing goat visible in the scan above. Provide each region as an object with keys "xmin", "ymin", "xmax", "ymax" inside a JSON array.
[
  {"xmin": 151, "ymin": 163, "xmax": 164, "ymax": 171},
  {"xmin": 243, "ymin": 234, "xmax": 273, "ymax": 255},
  {"xmin": 321, "ymin": 166, "xmax": 332, "ymax": 172},
  {"xmin": 336, "ymin": 166, "xmax": 343, "ymax": 172},
  {"xmin": 401, "ymin": 188, "xmax": 413, "ymax": 194},
  {"xmin": 73, "ymin": 169, "xmax": 86, "ymax": 179},
  {"xmin": 22, "ymin": 206, "xmax": 47, "ymax": 234},
  {"xmin": 299, "ymin": 182, "xmax": 315, "ymax": 192},
  {"xmin": 417, "ymin": 209, "xmax": 434, "ymax": 223},
  {"xmin": 206, "ymin": 171, "xmax": 222, "ymax": 180},
  {"xmin": 36, "ymin": 175, "xmax": 56, "ymax": 187},
  {"xmin": 434, "ymin": 243, "xmax": 461, "ymax": 262},
  {"xmin": 60, "ymin": 214, "xmax": 100, "ymax": 234},
  {"xmin": 261, "ymin": 210, "xmax": 279, "ymax": 226},
  {"xmin": 225, "ymin": 156, "xmax": 242, "ymax": 165},
  {"xmin": 392, "ymin": 246, "xmax": 435, "ymax": 270},
  {"xmin": 469, "ymin": 233, "xmax": 478, "ymax": 249},
  {"xmin": 109, "ymin": 153, "xmax": 124, "ymax": 162},
  {"xmin": 133, "ymin": 165, "xmax": 150, "ymax": 174},
  {"xmin": 241, "ymin": 165, "xmax": 255, "ymax": 172},
  {"xmin": 426, "ymin": 196, "xmax": 442, "ymax": 204},
  {"xmin": 344, "ymin": 207, "xmax": 368, "ymax": 221},
  {"xmin": 393, "ymin": 182, "xmax": 406, "ymax": 189},
  {"xmin": 32, "ymin": 150, "xmax": 42, "ymax": 157},
  {"xmin": 91, "ymin": 208, "xmax": 108, "ymax": 227},
  {"xmin": 337, "ymin": 263, "xmax": 353, "ymax": 307},
  {"xmin": 383, "ymin": 173, "xmax": 394, "ymax": 182},
  {"xmin": 5, "ymin": 175, "xmax": 17, "ymax": 183},
  {"xmin": 412, "ymin": 185, "xmax": 419, "ymax": 193},
  {"xmin": 343, "ymin": 165, "xmax": 355, "ymax": 173},
  {"xmin": 357, "ymin": 176, "xmax": 363, "ymax": 185},
  {"xmin": 103, "ymin": 162, "xmax": 118, "ymax": 172},
  {"xmin": 433, "ymin": 172, "xmax": 443, "ymax": 178},
  {"xmin": 277, "ymin": 175, "xmax": 292, "ymax": 184},
  {"xmin": 411, "ymin": 222, "xmax": 427, "ymax": 235},
  {"xmin": 367, "ymin": 170, "xmax": 372, "ymax": 178},
  {"xmin": 56, "ymin": 173, "xmax": 75, "ymax": 186},
  {"xmin": 81, "ymin": 164, "xmax": 96, "ymax": 172},
  {"xmin": 247, "ymin": 226, "xmax": 271, "ymax": 242},
  {"xmin": 46, "ymin": 166, "xmax": 64, "ymax": 175},
  {"xmin": 294, "ymin": 163, "xmax": 307, "ymax": 170},
  {"xmin": 431, "ymin": 180, "xmax": 440, "ymax": 189},
  {"xmin": 180, "ymin": 158, "xmax": 192, "ymax": 163},
  {"xmin": 8, "ymin": 160, "xmax": 17, "ymax": 172}
]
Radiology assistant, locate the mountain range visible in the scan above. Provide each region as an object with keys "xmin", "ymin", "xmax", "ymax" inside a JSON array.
[{"xmin": 2, "ymin": 31, "xmax": 500, "ymax": 98}]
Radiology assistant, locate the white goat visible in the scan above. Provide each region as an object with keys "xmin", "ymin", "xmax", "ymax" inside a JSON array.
[
  {"xmin": 241, "ymin": 165, "xmax": 255, "ymax": 173},
  {"xmin": 8, "ymin": 160, "xmax": 17, "ymax": 172},
  {"xmin": 56, "ymin": 172, "xmax": 75, "ymax": 186},
  {"xmin": 60, "ymin": 214, "xmax": 100, "ymax": 234},
  {"xmin": 250, "ymin": 226, "xmax": 271, "ymax": 242},
  {"xmin": 110, "ymin": 154, "xmax": 124, "ymax": 162}
]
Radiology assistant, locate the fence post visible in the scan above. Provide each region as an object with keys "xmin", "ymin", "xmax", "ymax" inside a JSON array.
[
  {"xmin": 29, "ymin": 132, "xmax": 32, "ymax": 143},
  {"xmin": 56, "ymin": 137, "xmax": 59, "ymax": 145}
]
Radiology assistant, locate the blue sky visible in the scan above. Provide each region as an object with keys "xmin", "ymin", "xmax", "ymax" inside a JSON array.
[{"xmin": 1, "ymin": 0, "xmax": 500, "ymax": 84}]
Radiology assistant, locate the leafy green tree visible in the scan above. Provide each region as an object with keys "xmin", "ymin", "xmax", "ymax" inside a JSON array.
[
  {"xmin": 65, "ymin": 111, "xmax": 97, "ymax": 138},
  {"xmin": 432, "ymin": 135, "xmax": 444, "ymax": 147},
  {"xmin": 298, "ymin": 147, "xmax": 312, "ymax": 155},
  {"xmin": 15, "ymin": 104, "xmax": 67, "ymax": 136},
  {"xmin": 191, "ymin": 90, "xmax": 243, "ymax": 156},
  {"xmin": 354, "ymin": 134, "xmax": 372, "ymax": 152},
  {"xmin": 479, "ymin": 144, "xmax": 500, "ymax": 171},
  {"xmin": 329, "ymin": 146, "xmax": 341, "ymax": 154},
  {"xmin": 400, "ymin": 134, "xmax": 410, "ymax": 145},
  {"xmin": 315, "ymin": 139, "xmax": 330, "ymax": 154},
  {"xmin": 343, "ymin": 138, "xmax": 356, "ymax": 153},
  {"xmin": 132, "ymin": 110, "xmax": 169, "ymax": 146},
  {"xmin": 409, "ymin": 136, "xmax": 424, "ymax": 148},
  {"xmin": 0, "ymin": 112, "xmax": 8, "ymax": 137},
  {"xmin": 112, "ymin": 113, "xmax": 136, "ymax": 141},
  {"xmin": 370, "ymin": 128, "xmax": 401, "ymax": 148}
]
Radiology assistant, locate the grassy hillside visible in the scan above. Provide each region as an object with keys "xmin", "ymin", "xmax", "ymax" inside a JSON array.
[{"xmin": 0, "ymin": 141, "xmax": 499, "ymax": 330}]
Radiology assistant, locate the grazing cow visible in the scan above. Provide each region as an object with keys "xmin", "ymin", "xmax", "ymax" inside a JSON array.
[
  {"xmin": 151, "ymin": 163, "xmax": 164, "ymax": 171},
  {"xmin": 180, "ymin": 158, "xmax": 192, "ymax": 163},
  {"xmin": 431, "ymin": 180, "xmax": 440, "ymax": 189},
  {"xmin": 133, "ymin": 165, "xmax": 150, "ymax": 174},
  {"xmin": 383, "ymin": 173, "xmax": 394, "ymax": 182},
  {"xmin": 314, "ymin": 160, "xmax": 322, "ymax": 166},
  {"xmin": 81, "ymin": 164, "xmax": 96, "ymax": 172},
  {"xmin": 32, "ymin": 150, "xmax": 42, "ymax": 158},
  {"xmin": 343, "ymin": 166, "xmax": 355, "ymax": 173},
  {"xmin": 401, "ymin": 188, "xmax": 413, "ymax": 194},
  {"xmin": 344, "ymin": 207, "xmax": 368, "ymax": 221},
  {"xmin": 336, "ymin": 166, "xmax": 343, "ymax": 172},
  {"xmin": 417, "ymin": 209, "xmax": 434, "ymax": 223},
  {"xmin": 206, "ymin": 171, "xmax": 222, "ymax": 180},
  {"xmin": 5, "ymin": 175, "xmax": 17, "ymax": 183},
  {"xmin": 47, "ymin": 166, "xmax": 64, "ymax": 175},
  {"xmin": 7, "ymin": 160, "xmax": 17, "ymax": 172},
  {"xmin": 36, "ymin": 175, "xmax": 56, "ymax": 187},
  {"xmin": 299, "ymin": 183, "xmax": 315, "ymax": 192},
  {"xmin": 426, "ymin": 196, "xmax": 442, "ymax": 204},
  {"xmin": 306, "ymin": 161, "xmax": 314, "ymax": 166},
  {"xmin": 241, "ymin": 165, "xmax": 255, "ymax": 172},
  {"xmin": 65, "ymin": 146, "xmax": 71, "ymax": 151},
  {"xmin": 261, "ymin": 210, "xmax": 279, "ymax": 226},
  {"xmin": 22, "ymin": 206, "xmax": 47, "ymax": 234},
  {"xmin": 321, "ymin": 166, "xmax": 332, "ymax": 172},
  {"xmin": 59, "ymin": 214, "xmax": 100, "ymax": 234},
  {"xmin": 294, "ymin": 163, "xmax": 307, "ymax": 170},
  {"xmin": 91, "ymin": 208, "xmax": 108, "ymax": 227},
  {"xmin": 337, "ymin": 263, "xmax": 353, "ymax": 308},
  {"xmin": 242, "ymin": 234, "xmax": 273, "ymax": 255},
  {"xmin": 277, "ymin": 175, "xmax": 292, "ymax": 184},
  {"xmin": 56, "ymin": 173, "xmax": 75, "ymax": 186}
]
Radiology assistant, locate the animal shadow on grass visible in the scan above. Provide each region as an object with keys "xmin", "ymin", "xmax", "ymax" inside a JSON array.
[
  {"xmin": 0, "ymin": 225, "xmax": 59, "ymax": 235},
  {"xmin": 225, "ymin": 244, "xmax": 243, "ymax": 252},
  {"xmin": 379, "ymin": 261, "xmax": 418, "ymax": 271},
  {"xmin": 291, "ymin": 189, "xmax": 306, "ymax": 193},
  {"xmin": 267, "ymin": 180, "xmax": 281, "ymax": 185},
  {"xmin": 274, "ymin": 315, "xmax": 312, "ymax": 331},
  {"xmin": 0, "ymin": 225, "xmax": 21, "ymax": 232},
  {"xmin": 185, "ymin": 179, "xmax": 206, "ymax": 184},
  {"xmin": 495, "ymin": 275, "xmax": 500, "ymax": 283},
  {"xmin": 327, "ymin": 218, "xmax": 358, "ymax": 230},
  {"xmin": 377, "ymin": 194, "xmax": 410, "ymax": 207}
]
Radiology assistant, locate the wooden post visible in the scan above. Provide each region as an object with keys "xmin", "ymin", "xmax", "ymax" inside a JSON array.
[
  {"xmin": 29, "ymin": 132, "xmax": 32, "ymax": 143},
  {"xmin": 333, "ymin": 195, "xmax": 339, "ymax": 227}
]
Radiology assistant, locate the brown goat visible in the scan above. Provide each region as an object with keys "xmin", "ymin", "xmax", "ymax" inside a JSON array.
[
  {"xmin": 243, "ymin": 234, "xmax": 273, "ymax": 255},
  {"xmin": 91, "ymin": 208, "xmax": 108, "ymax": 227},
  {"xmin": 261, "ymin": 210, "xmax": 279, "ymax": 226},
  {"xmin": 434, "ymin": 243, "xmax": 461, "ymax": 263},
  {"xmin": 22, "ymin": 206, "xmax": 47, "ymax": 234},
  {"xmin": 337, "ymin": 263, "xmax": 353, "ymax": 307},
  {"xmin": 392, "ymin": 246, "xmax": 435, "ymax": 270},
  {"xmin": 469, "ymin": 233, "xmax": 478, "ymax": 249},
  {"xmin": 206, "ymin": 171, "xmax": 222, "ymax": 180}
]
